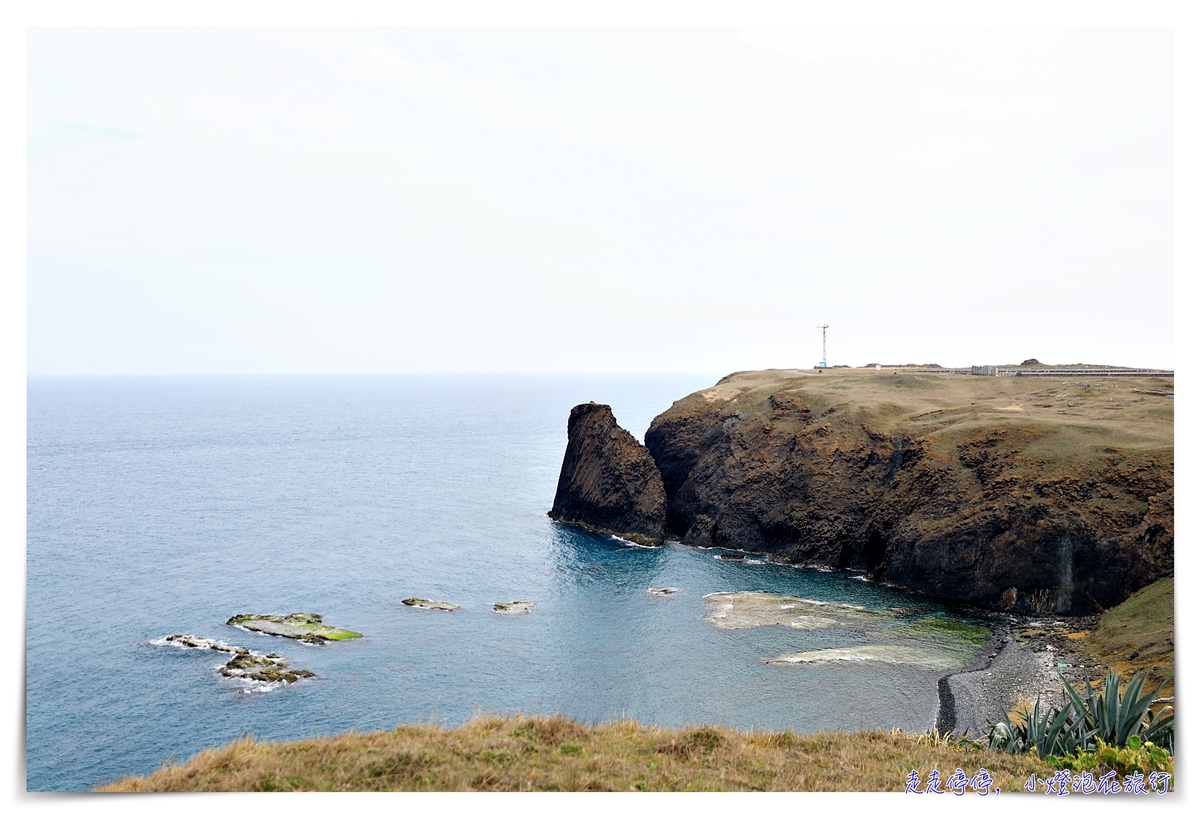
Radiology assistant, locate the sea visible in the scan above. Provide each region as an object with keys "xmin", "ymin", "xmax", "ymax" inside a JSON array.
[{"xmin": 26, "ymin": 374, "xmax": 990, "ymax": 791}]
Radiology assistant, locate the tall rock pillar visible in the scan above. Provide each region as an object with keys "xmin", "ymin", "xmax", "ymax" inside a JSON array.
[{"xmin": 549, "ymin": 403, "xmax": 668, "ymax": 546}]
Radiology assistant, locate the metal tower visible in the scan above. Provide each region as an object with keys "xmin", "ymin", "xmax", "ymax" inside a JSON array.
[{"xmin": 817, "ymin": 324, "xmax": 828, "ymax": 368}]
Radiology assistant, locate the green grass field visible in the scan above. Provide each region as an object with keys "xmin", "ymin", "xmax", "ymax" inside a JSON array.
[{"xmin": 1085, "ymin": 577, "xmax": 1174, "ymax": 697}]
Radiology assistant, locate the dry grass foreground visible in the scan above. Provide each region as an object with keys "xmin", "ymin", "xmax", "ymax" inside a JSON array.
[{"xmin": 101, "ymin": 714, "xmax": 1051, "ymax": 792}]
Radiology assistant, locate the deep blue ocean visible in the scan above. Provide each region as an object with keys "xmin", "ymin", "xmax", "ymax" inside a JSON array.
[{"xmin": 26, "ymin": 375, "xmax": 986, "ymax": 791}]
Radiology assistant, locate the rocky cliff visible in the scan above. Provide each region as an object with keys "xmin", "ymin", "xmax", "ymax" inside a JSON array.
[
  {"xmin": 555, "ymin": 369, "xmax": 1174, "ymax": 614},
  {"xmin": 549, "ymin": 402, "xmax": 667, "ymax": 546}
]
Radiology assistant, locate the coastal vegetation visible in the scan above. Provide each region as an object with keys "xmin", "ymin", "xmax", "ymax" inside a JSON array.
[
  {"xmin": 982, "ymin": 579, "xmax": 1175, "ymax": 777},
  {"xmin": 99, "ymin": 713, "xmax": 1052, "ymax": 792},
  {"xmin": 97, "ymin": 660, "xmax": 1175, "ymax": 791},
  {"xmin": 986, "ymin": 668, "xmax": 1173, "ymax": 778},
  {"xmin": 1084, "ymin": 577, "xmax": 1173, "ymax": 697}
]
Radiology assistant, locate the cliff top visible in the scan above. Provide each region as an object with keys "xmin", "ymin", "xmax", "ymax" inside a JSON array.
[{"xmin": 665, "ymin": 367, "xmax": 1173, "ymax": 465}]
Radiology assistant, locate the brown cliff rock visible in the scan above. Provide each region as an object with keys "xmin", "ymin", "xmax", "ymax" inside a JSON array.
[
  {"xmin": 549, "ymin": 403, "xmax": 667, "ymax": 546},
  {"xmin": 643, "ymin": 369, "xmax": 1173, "ymax": 614}
]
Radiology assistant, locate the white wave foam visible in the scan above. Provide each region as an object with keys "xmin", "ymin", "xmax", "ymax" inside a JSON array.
[
  {"xmin": 232, "ymin": 678, "xmax": 287, "ymax": 694},
  {"xmin": 154, "ymin": 634, "xmax": 239, "ymax": 652},
  {"xmin": 610, "ymin": 534, "xmax": 657, "ymax": 549}
]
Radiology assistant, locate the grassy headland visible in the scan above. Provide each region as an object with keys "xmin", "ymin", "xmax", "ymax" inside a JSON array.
[
  {"xmin": 100, "ymin": 714, "xmax": 1051, "ymax": 792},
  {"xmin": 684, "ymin": 366, "xmax": 1174, "ymax": 466},
  {"xmin": 646, "ymin": 366, "xmax": 1172, "ymax": 614}
]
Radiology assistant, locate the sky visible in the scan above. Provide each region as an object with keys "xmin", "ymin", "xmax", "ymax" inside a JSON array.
[{"xmin": 26, "ymin": 26, "xmax": 1174, "ymax": 373}]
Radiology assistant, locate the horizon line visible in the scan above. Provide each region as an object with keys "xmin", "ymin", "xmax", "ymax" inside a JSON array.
[{"xmin": 24, "ymin": 363, "xmax": 1176, "ymax": 378}]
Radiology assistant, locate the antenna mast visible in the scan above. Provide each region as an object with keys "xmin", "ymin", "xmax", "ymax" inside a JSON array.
[{"xmin": 817, "ymin": 324, "xmax": 829, "ymax": 368}]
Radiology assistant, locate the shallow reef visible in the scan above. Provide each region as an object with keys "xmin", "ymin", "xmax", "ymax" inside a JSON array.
[
  {"xmin": 161, "ymin": 633, "xmax": 316, "ymax": 685},
  {"xmin": 493, "ymin": 601, "xmax": 534, "ymax": 615},
  {"xmin": 765, "ymin": 643, "xmax": 967, "ymax": 671},
  {"xmin": 401, "ymin": 598, "xmax": 462, "ymax": 612},
  {"xmin": 702, "ymin": 591, "xmax": 890, "ymax": 631}
]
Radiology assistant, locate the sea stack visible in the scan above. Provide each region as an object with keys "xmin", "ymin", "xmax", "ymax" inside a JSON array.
[{"xmin": 549, "ymin": 402, "xmax": 667, "ymax": 546}]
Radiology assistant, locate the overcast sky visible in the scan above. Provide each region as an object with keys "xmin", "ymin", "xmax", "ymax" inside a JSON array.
[{"xmin": 27, "ymin": 27, "xmax": 1173, "ymax": 374}]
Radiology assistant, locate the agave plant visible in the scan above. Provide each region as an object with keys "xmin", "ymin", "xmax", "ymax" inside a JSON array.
[
  {"xmin": 987, "ymin": 668, "xmax": 1174, "ymax": 758},
  {"xmin": 1144, "ymin": 705, "xmax": 1174, "ymax": 755},
  {"xmin": 1060, "ymin": 669, "xmax": 1167, "ymax": 751},
  {"xmin": 986, "ymin": 716, "xmax": 1024, "ymax": 754},
  {"xmin": 987, "ymin": 695, "xmax": 1085, "ymax": 759}
]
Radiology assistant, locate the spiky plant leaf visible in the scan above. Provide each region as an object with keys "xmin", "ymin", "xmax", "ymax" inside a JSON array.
[{"xmin": 1144, "ymin": 707, "xmax": 1174, "ymax": 755}]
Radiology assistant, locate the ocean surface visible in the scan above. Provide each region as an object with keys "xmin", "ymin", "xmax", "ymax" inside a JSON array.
[{"xmin": 26, "ymin": 375, "xmax": 991, "ymax": 791}]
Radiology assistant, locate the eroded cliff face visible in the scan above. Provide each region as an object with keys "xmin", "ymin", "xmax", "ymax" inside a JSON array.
[
  {"xmin": 549, "ymin": 402, "xmax": 667, "ymax": 546},
  {"xmin": 641, "ymin": 370, "xmax": 1173, "ymax": 615}
]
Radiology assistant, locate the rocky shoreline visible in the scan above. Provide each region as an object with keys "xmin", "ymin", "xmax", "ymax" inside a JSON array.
[{"xmin": 937, "ymin": 613, "xmax": 1109, "ymax": 738}]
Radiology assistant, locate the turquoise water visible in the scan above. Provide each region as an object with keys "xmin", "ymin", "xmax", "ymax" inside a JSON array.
[{"xmin": 26, "ymin": 375, "xmax": 987, "ymax": 791}]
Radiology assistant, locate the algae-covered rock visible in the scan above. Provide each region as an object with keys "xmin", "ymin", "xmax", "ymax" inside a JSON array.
[
  {"xmin": 401, "ymin": 598, "xmax": 461, "ymax": 612},
  {"xmin": 226, "ymin": 613, "xmax": 363, "ymax": 643},
  {"xmin": 493, "ymin": 601, "xmax": 534, "ymax": 615},
  {"xmin": 881, "ymin": 616, "xmax": 991, "ymax": 647},
  {"xmin": 160, "ymin": 633, "xmax": 316, "ymax": 685}
]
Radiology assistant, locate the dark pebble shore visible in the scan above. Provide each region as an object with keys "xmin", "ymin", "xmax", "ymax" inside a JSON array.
[{"xmin": 937, "ymin": 614, "xmax": 1108, "ymax": 739}]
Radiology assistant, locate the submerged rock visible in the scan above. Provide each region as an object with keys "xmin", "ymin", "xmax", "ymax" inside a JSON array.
[
  {"xmin": 764, "ymin": 644, "xmax": 966, "ymax": 671},
  {"xmin": 763, "ymin": 614, "xmax": 988, "ymax": 672},
  {"xmin": 702, "ymin": 591, "xmax": 892, "ymax": 631},
  {"xmin": 161, "ymin": 633, "xmax": 316, "ymax": 684},
  {"xmin": 549, "ymin": 402, "xmax": 667, "ymax": 546},
  {"xmin": 880, "ymin": 616, "xmax": 991, "ymax": 647},
  {"xmin": 226, "ymin": 613, "xmax": 363, "ymax": 643},
  {"xmin": 164, "ymin": 634, "xmax": 241, "ymax": 652},
  {"xmin": 493, "ymin": 600, "xmax": 534, "ymax": 615},
  {"xmin": 648, "ymin": 587, "xmax": 679, "ymax": 597},
  {"xmin": 401, "ymin": 598, "xmax": 461, "ymax": 612},
  {"xmin": 220, "ymin": 652, "xmax": 316, "ymax": 684}
]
